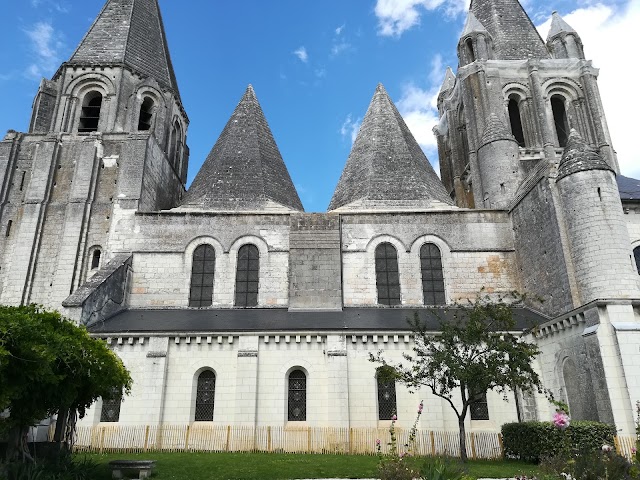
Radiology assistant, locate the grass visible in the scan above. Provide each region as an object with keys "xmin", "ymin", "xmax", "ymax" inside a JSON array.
[{"xmin": 82, "ymin": 452, "xmax": 543, "ymax": 479}]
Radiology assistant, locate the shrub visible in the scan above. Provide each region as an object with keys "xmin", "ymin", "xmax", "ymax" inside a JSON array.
[{"xmin": 502, "ymin": 420, "xmax": 616, "ymax": 462}]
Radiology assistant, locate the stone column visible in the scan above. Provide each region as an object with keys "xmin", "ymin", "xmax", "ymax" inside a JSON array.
[
  {"xmin": 146, "ymin": 336, "xmax": 170, "ymax": 425},
  {"xmin": 234, "ymin": 336, "xmax": 259, "ymax": 426},
  {"xmin": 326, "ymin": 335, "xmax": 350, "ymax": 428},
  {"xmin": 528, "ymin": 62, "xmax": 557, "ymax": 160}
]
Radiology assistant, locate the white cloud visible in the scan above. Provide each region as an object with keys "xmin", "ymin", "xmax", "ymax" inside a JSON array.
[
  {"xmin": 536, "ymin": 0, "xmax": 640, "ymax": 178},
  {"xmin": 341, "ymin": 114, "xmax": 362, "ymax": 144},
  {"xmin": 31, "ymin": 0, "xmax": 70, "ymax": 13},
  {"xmin": 335, "ymin": 24, "xmax": 346, "ymax": 36},
  {"xmin": 24, "ymin": 22, "xmax": 64, "ymax": 80},
  {"xmin": 293, "ymin": 46, "xmax": 308, "ymax": 63},
  {"xmin": 375, "ymin": 0, "xmax": 469, "ymax": 37}
]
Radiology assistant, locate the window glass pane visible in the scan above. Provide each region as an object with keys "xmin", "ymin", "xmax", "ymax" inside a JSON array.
[
  {"xmin": 470, "ymin": 391, "xmax": 489, "ymax": 420},
  {"xmin": 288, "ymin": 370, "xmax": 307, "ymax": 421},
  {"xmin": 189, "ymin": 245, "xmax": 215, "ymax": 308},
  {"xmin": 235, "ymin": 244, "xmax": 259, "ymax": 307},
  {"xmin": 100, "ymin": 390, "xmax": 122, "ymax": 423},
  {"xmin": 375, "ymin": 243, "xmax": 401, "ymax": 305},
  {"xmin": 195, "ymin": 371, "xmax": 216, "ymax": 421},
  {"xmin": 420, "ymin": 243, "xmax": 445, "ymax": 306},
  {"xmin": 377, "ymin": 374, "xmax": 397, "ymax": 420}
]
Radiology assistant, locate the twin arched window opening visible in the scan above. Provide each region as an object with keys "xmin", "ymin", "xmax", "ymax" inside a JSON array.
[
  {"xmin": 508, "ymin": 98, "xmax": 526, "ymax": 147},
  {"xmin": 375, "ymin": 242, "xmax": 445, "ymax": 306},
  {"xmin": 551, "ymin": 95, "xmax": 569, "ymax": 148},
  {"xmin": 195, "ymin": 370, "xmax": 216, "ymax": 421},
  {"xmin": 288, "ymin": 369, "xmax": 307, "ymax": 421},
  {"xmin": 79, "ymin": 91, "xmax": 102, "ymax": 133},
  {"xmin": 138, "ymin": 97, "xmax": 154, "ymax": 131}
]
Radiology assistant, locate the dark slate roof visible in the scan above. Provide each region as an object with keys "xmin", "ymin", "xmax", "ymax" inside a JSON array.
[
  {"xmin": 88, "ymin": 307, "xmax": 547, "ymax": 334},
  {"xmin": 180, "ymin": 86, "xmax": 304, "ymax": 212},
  {"xmin": 470, "ymin": 0, "xmax": 550, "ymax": 60},
  {"xmin": 438, "ymin": 68, "xmax": 456, "ymax": 95},
  {"xmin": 480, "ymin": 114, "xmax": 515, "ymax": 147},
  {"xmin": 67, "ymin": 0, "xmax": 181, "ymax": 99},
  {"xmin": 557, "ymin": 129, "xmax": 614, "ymax": 180},
  {"xmin": 547, "ymin": 11, "xmax": 578, "ymax": 41},
  {"xmin": 328, "ymin": 84, "xmax": 454, "ymax": 211},
  {"xmin": 461, "ymin": 11, "xmax": 489, "ymax": 37},
  {"xmin": 617, "ymin": 175, "xmax": 640, "ymax": 201}
]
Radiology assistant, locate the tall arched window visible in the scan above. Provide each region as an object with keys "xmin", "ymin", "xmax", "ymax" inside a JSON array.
[
  {"xmin": 100, "ymin": 390, "xmax": 122, "ymax": 423},
  {"xmin": 508, "ymin": 98, "xmax": 526, "ymax": 147},
  {"xmin": 633, "ymin": 246, "xmax": 640, "ymax": 275},
  {"xmin": 465, "ymin": 38, "xmax": 475, "ymax": 63},
  {"xmin": 169, "ymin": 120, "xmax": 182, "ymax": 169},
  {"xmin": 377, "ymin": 369, "xmax": 397, "ymax": 421},
  {"xmin": 78, "ymin": 91, "xmax": 102, "ymax": 133},
  {"xmin": 288, "ymin": 369, "xmax": 306, "ymax": 421},
  {"xmin": 375, "ymin": 243, "xmax": 400, "ymax": 306},
  {"xmin": 551, "ymin": 95, "xmax": 569, "ymax": 148},
  {"xmin": 138, "ymin": 97, "xmax": 154, "ymax": 131},
  {"xmin": 420, "ymin": 243, "xmax": 445, "ymax": 305},
  {"xmin": 91, "ymin": 249, "xmax": 101, "ymax": 270},
  {"xmin": 189, "ymin": 245, "xmax": 215, "ymax": 308},
  {"xmin": 235, "ymin": 244, "xmax": 259, "ymax": 307},
  {"xmin": 194, "ymin": 370, "xmax": 216, "ymax": 421}
]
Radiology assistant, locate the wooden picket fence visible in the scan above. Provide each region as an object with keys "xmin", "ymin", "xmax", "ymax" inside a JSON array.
[
  {"xmin": 69, "ymin": 425, "xmax": 504, "ymax": 459},
  {"xmin": 614, "ymin": 435, "xmax": 638, "ymax": 461}
]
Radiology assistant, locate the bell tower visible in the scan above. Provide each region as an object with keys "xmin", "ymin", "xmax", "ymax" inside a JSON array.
[{"xmin": 0, "ymin": 0, "xmax": 188, "ymax": 308}]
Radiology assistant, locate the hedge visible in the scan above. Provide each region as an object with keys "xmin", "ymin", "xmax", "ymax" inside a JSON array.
[{"xmin": 502, "ymin": 421, "xmax": 617, "ymax": 462}]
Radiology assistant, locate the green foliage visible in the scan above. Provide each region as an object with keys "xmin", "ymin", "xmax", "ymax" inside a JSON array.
[
  {"xmin": 419, "ymin": 457, "xmax": 467, "ymax": 480},
  {"xmin": 371, "ymin": 291, "xmax": 542, "ymax": 461},
  {"xmin": 377, "ymin": 403, "xmax": 423, "ymax": 480},
  {"xmin": 3, "ymin": 453, "xmax": 98, "ymax": 480},
  {"xmin": 540, "ymin": 450, "xmax": 640, "ymax": 480},
  {"xmin": 502, "ymin": 421, "xmax": 617, "ymax": 462},
  {"xmin": 0, "ymin": 304, "xmax": 131, "ymax": 456}
]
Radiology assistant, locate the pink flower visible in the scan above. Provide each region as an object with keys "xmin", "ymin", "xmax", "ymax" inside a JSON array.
[
  {"xmin": 602, "ymin": 444, "xmax": 613, "ymax": 452},
  {"xmin": 632, "ymin": 446, "xmax": 637, "ymax": 454},
  {"xmin": 376, "ymin": 438, "xmax": 381, "ymax": 447},
  {"xmin": 553, "ymin": 411, "xmax": 570, "ymax": 430},
  {"xmin": 418, "ymin": 401, "xmax": 424, "ymax": 414},
  {"xmin": 392, "ymin": 414, "xmax": 397, "ymax": 421}
]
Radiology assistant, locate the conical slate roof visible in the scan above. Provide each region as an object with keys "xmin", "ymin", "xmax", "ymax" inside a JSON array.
[
  {"xmin": 329, "ymin": 84, "xmax": 454, "ymax": 211},
  {"xmin": 181, "ymin": 86, "xmax": 304, "ymax": 212},
  {"xmin": 461, "ymin": 11, "xmax": 489, "ymax": 37},
  {"xmin": 557, "ymin": 129, "xmax": 613, "ymax": 181},
  {"xmin": 469, "ymin": 0, "xmax": 550, "ymax": 60},
  {"xmin": 480, "ymin": 114, "xmax": 515, "ymax": 146},
  {"xmin": 68, "ymin": 0, "xmax": 180, "ymax": 98},
  {"xmin": 439, "ymin": 68, "xmax": 456, "ymax": 96},
  {"xmin": 547, "ymin": 11, "xmax": 578, "ymax": 41}
]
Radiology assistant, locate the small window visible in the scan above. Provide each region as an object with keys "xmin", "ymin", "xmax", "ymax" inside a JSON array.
[
  {"xmin": 190, "ymin": 245, "xmax": 215, "ymax": 308},
  {"xmin": 5, "ymin": 220, "xmax": 12, "ymax": 237},
  {"xmin": 235, "ymin": 244, "xmax": 259, "ymax": 307},
  {"xmin": 420, "ymin": 243, "xmax": 445, "ymax": 305},
  {"xmin": 377, "ymin": 370, "xmax": 397, "ymax": 421},
  {"xmin": 194, "ymin": 370, "xmax": 216, "ymax": 421},
  {"xmin": 375, "ymin": 243, "xmax": 401, "ymax": 306},
  {"xmin": 138, "ymin": 97, "xmax": 154, "ymax": 131},
  {"xmin": 466, "ymin": 38, "xmax": 475, "ymax": 62},
  {"xmin": 470, "ymin": 391, "xmax": 489, "ymax": 420},
  {"xmin": 169, "ymin": 121, "xmax": 182, "ymax": 169},
  {"xmin": 634, "ymin": 246, "xmax": 640, "ymax": 275},
  {"xmin": 79, "ymin": 91, "xmax": 102, "ymax": 133},
  {"xmin": 100, "ymin": 390, "xmax": 122, "ymax": 423},
  {"xmin": 551, "ymin": 95, "xmax": 569, "ymax": 148},
  {"xmin": 91, "ymin": 249, "xmax": 101, "ymax": 270},
  {"xmin": 288, "ymin": 370, "xmax": 307, "ymax": 421},
  {"xmin": 508, "ymin": 98, "xmax": 526, "ymax": 147}
]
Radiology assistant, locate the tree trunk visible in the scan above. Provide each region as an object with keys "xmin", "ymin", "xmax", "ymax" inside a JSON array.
[
  {"xmin": 458, "ymin": 417, "xmax": 468, "ymax": 462},
  {"xmin": 6, "ymin": 425, "xmax": 33, "ymax": 463}
]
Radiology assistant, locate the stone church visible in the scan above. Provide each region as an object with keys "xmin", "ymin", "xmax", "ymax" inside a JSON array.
[{"xmin": 1, "ymin": 0, "xmax": 639, "ymax": 437}]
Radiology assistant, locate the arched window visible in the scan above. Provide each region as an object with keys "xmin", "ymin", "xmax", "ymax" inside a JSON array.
[
  {"xmin": 194, "ymin": 370, "xmax": 216, "ymax": 421},
  {"xmin": 235, "ymin": 244, "xmax": 259, "ymax": 307},
  {"xmin": 169, "ymin": 120, "xmax": 182, "ymax": 169},
  {"xmin": 91, "ymin": 249, "xmax": 101, "ymax": 270},
  {"xmin": 551, "ymin": 95, "xmax": 569, "ymax": 148},
  {"xmin": 466, "ymin": 38, "xmax": 475, "ymax": 62},
  {"xmin": 138, "ymin": 97, "xmax": 154, "ymax": 131},
  {"xmin": 189, "ymin": 245, "xmax": 215, "ymax": 308},
  {"xmin": 375, "ymin": 243, "xmax": 400, "ymax": 306},
  {"xmin": 79, "ymin": 91, "xmax": 102, "ymax": 133},
  {"xmin": 420, "ymin": 243, "xmax": 445, "ymax": 305},
  {"xmin": 508, "ymin": 98, "xmax": 526, "ymax": 147},
  {"xmin": 469, "ymin": 391, "xmax": 489, "ymax": 420},
  {"xmin": 634, "ymin": 246, "xmax": 640, "ymax": 275},
  {"xmin": 288, "ymin": 369, "xmax": 306, "ymax": 422},
  {"xmin": 100, "ymin": 390, "xmax": 122, "ymax": 423},
  {"xmin": 377, "ymin": 369, "xmax": 397, "ymax": 421}
]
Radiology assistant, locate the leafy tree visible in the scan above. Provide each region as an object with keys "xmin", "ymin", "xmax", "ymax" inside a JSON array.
[
  {"xmin": 0, "ymin": 305, "xmax": 132, "ymax": 462},
  {"xmin": 371, "ymin": 292, "xmax": 543, "ymax": 462}
]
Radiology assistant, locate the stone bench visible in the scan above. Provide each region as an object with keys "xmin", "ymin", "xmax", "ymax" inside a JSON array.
[{"xmin": 109, "ymin": 460, "xmax": 156, "ymax": 479}]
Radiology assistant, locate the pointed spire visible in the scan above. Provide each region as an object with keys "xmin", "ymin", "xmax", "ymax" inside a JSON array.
[
  {"xmin": 461, "ymin": 11, "xmax": 488, "ymax": 37},
  {"xmin": 329, "ymin": 84, "xmax": 454, "ymax": 211},
  {"xmin": 439, "ymin": 68, "xmax": 456, "ymax": 96},
  {"xmin": 180, "ymin": 86, "xmax": 304, "ymax": 212},
  {"xmin": 68, "ymin": 0, "xmax": 180, "ymax": 97},
  {"xmin": 480, "ymin": 114, "xmax": 516, "ymax": 147},
  {"xmin": 469, "ymin": 0, "xmax": 550, "ymax": 60},
  {"xmin": 557, "ymin": 129, "xmax": 613, "ymax": 180},
  {"xmin": 547, "ymin": 11, "xmax": 578, "ymax": 41}
]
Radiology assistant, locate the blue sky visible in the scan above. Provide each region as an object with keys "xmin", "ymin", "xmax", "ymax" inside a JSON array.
[{"xmin": 0, "ymin": 0, "xmax": 638, "ymax": 212}]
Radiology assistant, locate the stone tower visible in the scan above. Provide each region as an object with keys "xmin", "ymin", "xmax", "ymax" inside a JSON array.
[
  {"xmin": 434, "ymin": 0, "xmax": 619, "ymax": 209},
  {"xmin": 0, "ymin": 0, "xmax": 187, "ymax": 308}
]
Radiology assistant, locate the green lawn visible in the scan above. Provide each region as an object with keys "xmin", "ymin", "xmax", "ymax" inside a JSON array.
[{"xmin": 83, "ymin": 452, "xmax": 542, "ymax": 479}]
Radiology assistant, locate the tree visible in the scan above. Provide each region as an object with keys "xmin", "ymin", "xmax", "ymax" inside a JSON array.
[
  {"xmin": 0, "ymin": 305, "xmax": 132, "ymax": 462},
  {"xmin": 371, "ymin": 292, "xmax": 543, "ymax": 462}
]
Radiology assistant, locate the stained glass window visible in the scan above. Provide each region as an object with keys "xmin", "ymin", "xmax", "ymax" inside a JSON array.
[
  {"xmin": 195, "ymin": 370, "xmax": 216, "ymax": 421},
  {"xmin": 288, "ymin": 370, "xmax": 306, "ymax": 421}
]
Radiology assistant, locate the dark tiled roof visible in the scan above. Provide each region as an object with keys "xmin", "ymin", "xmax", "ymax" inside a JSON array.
[
  {"xmin": 88, "ymin": 307, "xmax": 547, "ymax": 334},
  {"xmin": 557, "ymin": 129, "xmax": 614, "ymax": 180},
  {"xmin": 329, "ymin": 84, "xmax": 454, "ymax": 211},
  {"xmin": 547, "ymin": 12, "xmax": 578, "ymax": 41},
  {"xmin": 439, "ymin": 68, "xmax": 456, "ymax": 95},
  {"xmin": 68, "ymin": 0, "xmax": 180, "ymax": 99},
  {"xmin": 180, "ymin": 86, "xmax": 303, "ymax": 212},
  {"xmin": 617, "ymin": 175, "xmax": 640, "ymax": 201},
  {"xmin": 461, "ymin": 11, "xmax": 489, "ymax": 37},
  {"xmin": 470, "ymin": 0, "xmax": 550, "ymax": 60}
]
